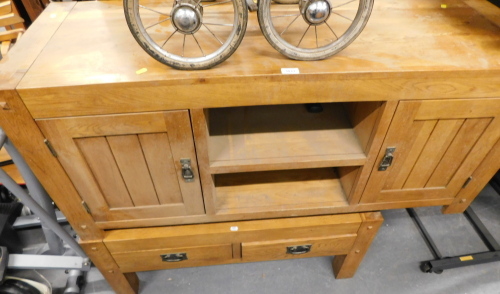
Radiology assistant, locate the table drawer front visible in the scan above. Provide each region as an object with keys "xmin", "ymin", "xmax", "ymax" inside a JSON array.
[
  {"xmin": 241, "ymin": 235, "xmax": 357, "ymax": 262},
  {"xmin": 105, "ymin": 214, "xmax": 366, "ymax": 272},
  {"xmin": 104, "ymin": 214, "xmax": 363, "ymax": 253},
  {"xmin": 113, "ymin": 244, "xmax": 233, "ymax": 272}
]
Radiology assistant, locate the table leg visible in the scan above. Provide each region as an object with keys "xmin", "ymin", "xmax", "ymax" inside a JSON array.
[
  {"xmin": 332, "ymin": 212, "xmax": 383, "ymax": 279},
  {"xmin": 80, "ymin": 241, "xmax": 139, "ymax": 294}
]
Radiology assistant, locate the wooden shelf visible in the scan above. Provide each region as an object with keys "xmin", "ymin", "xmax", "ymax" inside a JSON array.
[
  {"xmin": 214, "ymin": 168, "xmax": 349, "ymax": 215},
  {"xmin": 208, "ymin": 104, "xmax": 366, "ymax": 174}
]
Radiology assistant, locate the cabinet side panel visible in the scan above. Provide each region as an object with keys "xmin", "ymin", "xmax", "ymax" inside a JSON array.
[
  {"xmin": 190, "ymin": 108, "xmax": 216, "ymax": 215},
  {"xmin": 344, "ymin": 102, "xmax": 383, "ymax": 153},
  {"xmin": 338, "ymin": 166, "xmax": 359, "ymax": 198}
]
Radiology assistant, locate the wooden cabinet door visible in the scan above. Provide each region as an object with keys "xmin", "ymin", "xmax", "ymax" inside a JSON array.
[
  {"xmin": 37, "ymin": 111, "xmax": 205, "ymax": 223},
  {"xmin": 361, "ymin": 98, "xmax": 500, "ymax": 204}
]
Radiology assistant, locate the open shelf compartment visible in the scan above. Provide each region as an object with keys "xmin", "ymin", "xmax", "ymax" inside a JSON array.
[
  {"xmin": 207, "ymin": 102, "xmax": 380, "ymax": 174},
  {"xmin": 214, "ymin": 167, "xmax": 351, "ymax": 215}
]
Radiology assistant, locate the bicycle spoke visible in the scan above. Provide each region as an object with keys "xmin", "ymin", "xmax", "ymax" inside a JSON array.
[
  {"xmin": 330, "ymin": 0, "xmax": 356, "ymax": 9},
  {"xmin": 203, "ymin": 0, "xmax": 232, "ymax": 7},
  {"xmin": 161, "ymin": 29, "xmax": 177, "ymax": 48},
  {"xmin": 139, "ymin": 5, "xmax": 169, "ymax": 16},
  {"xmin": 145, "ymin": 17, "xmax": 171, "ymax": 30},
  {"xmin": 280, "ymin": 14, "xmax": 300, "ymax": 36},
  {"xmin": 204, "ymin": 23, "xmax": 234, "ymax": 27},
  {"xmin": 297, "ymin": 25, "xmax": 311, "ymax": 47},
  {"xmin": 272, "ymin": 13, "xmax": 301, "ymax": 18},
  {"xmin": 192, "ymin": 34, "xmax": 206, "ymax": 57},
  {"xmin": 325, "ymin": 22, "xmax": 338, "ymax": 39},
  {"xmin": 331, "ymin": 11, "xmax": 353, "ymax": 21},
  {"xmin": 182, "ymin": 34, "xmax": 186, "ymax": 57},
  {"xmin": 315, "ymin": 25, "xmax": 318, "ymax": 48},
  {"xmin": 203, "ymin": 24, "xmax": 224, "ymax": 45}
]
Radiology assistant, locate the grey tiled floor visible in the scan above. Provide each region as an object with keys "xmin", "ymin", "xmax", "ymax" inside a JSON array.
[{"xmin": 10, "ymin": 184, "xmax": 500, "ymax": 294}]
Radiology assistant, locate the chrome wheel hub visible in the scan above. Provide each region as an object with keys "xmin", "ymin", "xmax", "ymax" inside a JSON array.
[
  {"xmin": 301, "ymin": 0, "xmax": 331, "ymax": 25},
  {"xmin": 171, "ymin": 3, "xmax": 203, "ymax": 34}
]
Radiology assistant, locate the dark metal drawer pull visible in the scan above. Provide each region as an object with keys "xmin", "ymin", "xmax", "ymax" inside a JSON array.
[
  {"xmin": 181, "ymin": 159, "xmax": 194, "ymax": 182},
  {"xmin": 286, "ymin": 245, "xmax": 312, "ymax": 255},
  {"xmin": 161, "ymin": 253, "xmax": 188, "ymax": 262},
  {"xmin": 378, "ymin": 147, "xmax": 396, "ymax": 171}
]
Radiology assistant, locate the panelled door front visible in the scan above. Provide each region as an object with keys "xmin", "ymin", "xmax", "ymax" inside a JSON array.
[
  {"xmin": 37, "ymin": 111, "xmax": 205, "ymax": 223},
  {"xmin": 361, "ymin": 98, "xmax": 500, "ymax": 204}
]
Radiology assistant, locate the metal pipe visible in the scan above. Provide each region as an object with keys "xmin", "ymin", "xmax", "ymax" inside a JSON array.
[
  {"xmin": 464, "ymin": 207, "xmax": 500, "ymax": 251},
  {"xmin": 406, "ymin": 208, "xmax": 443, "ymax": 259},
  {"xmin": 1, "ymin": 130, "xmax": 65, "ymax": 255},
  {"xmin": 13, "ymin": 210, "xmax": 67, "ymax": 229},
  {"xmin": 0, "ymin": 168, "xmax": 87, "ymax": 258},
  {"xmin": 0, "ymin": 131, "xmax": 7, "ymax": 148},
  {"xmin": 8, "ymin": 254, "xmax": 91, "ymax": 271}
]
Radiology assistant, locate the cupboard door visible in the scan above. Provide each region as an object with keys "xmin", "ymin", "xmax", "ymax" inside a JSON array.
[
  {"xmin": 361, "ymin": 98, "xmax": 500, "ymax": 204},
  {"xmin": 37, "ymin": 111, "xmax": 205, "ymax": 223}
]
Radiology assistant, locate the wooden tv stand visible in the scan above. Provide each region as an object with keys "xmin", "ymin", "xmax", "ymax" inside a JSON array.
[{"xmin": 1, "ymin": 0, "xmax": 499, "ymax": 293}]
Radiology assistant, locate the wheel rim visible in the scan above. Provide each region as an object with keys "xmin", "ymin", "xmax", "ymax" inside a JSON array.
[
  {"xmin": 131, "ymin": 0, "xmax": 241, "ymax": 65},
  {"xmin": 262, "ymin": 0, "xmax": 369, "ymax": 55}
]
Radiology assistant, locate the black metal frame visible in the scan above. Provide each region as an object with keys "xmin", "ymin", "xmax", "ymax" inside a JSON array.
[
  {"xmin": 488, "ymin": 0, "xmax": 500, "ymax": 8},
  {"xmin": 407, "ymin": 207, "xmax": 500, "ymax": 274},
  {"xmin": 489, "ymin": 171, "xmax": 500, "ymax": 195}
]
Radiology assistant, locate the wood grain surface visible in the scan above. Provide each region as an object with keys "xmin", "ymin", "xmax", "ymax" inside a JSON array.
[
  {"xmin": 333, "ymin": 212, "xmax": 383, "ymax": 278},
  {"xmin": 36, "ymin": 111, "xmax": 205, "ymax": 223},
  {"xmin": 241, "ymin": 235, "xmax": 357, "ymax": 262},
  {"xmin": 5, "ymin": 0, "xmax": 498, "ymax": 118},
  {"xmin": 214, "ymin": 168, "xmax": 349, "ymax": 215},
  {"xmin": 0, "ymin": 148, "xmax": 24, "ymax": 184},
  {"xmin": 361, "ymin": 98, "xmax": 500, "ymax": 204},
  {"xmin": 80, "ymin": 241, "xmax": 139, "ymax": 294},
  {"xmin": 106, "ymin": 213, "xmax": 365, "ymax": 274},
  {"xmin": 208, "ymin": 104, "xmax": 366, "ymax": 174}
]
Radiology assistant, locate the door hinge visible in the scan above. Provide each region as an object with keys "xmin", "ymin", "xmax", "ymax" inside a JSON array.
[
  {"xmin": 82, "ymin": 201, "xmax": 91, "ymax": 214},
  {"xmin": 44, "ymin": 139, "xmax": 58, "ymax": 157},
  {"xmin": 462, "ymin": 176, "xmax": 473, "ymax": 188},
  {"xmin": 378, "ymin": 147, "xmax": 396, "ymax": 171}
]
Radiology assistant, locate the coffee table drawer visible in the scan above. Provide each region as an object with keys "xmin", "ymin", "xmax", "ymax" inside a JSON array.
[
  {"xmin": 112, "ymin": 244, "xmax": 233, "ymax": 272},
  {"xmin": 242, "ymin": 235, "xmax": 357, "ymax": 262},
  {"xmin": 104, "ymin": 213, "xmax": 382, "ymax": 278}
]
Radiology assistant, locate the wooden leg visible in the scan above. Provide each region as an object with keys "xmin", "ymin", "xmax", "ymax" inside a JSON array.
[
  {"xmin": 332, "ymin": 212, "xmax": 383, "ymax": 279},
  {"xmin": 80, "ymin": 241, "xmax": 140, "ymax": 294},
  {"xmin": 442, "ymin": 139, "xmax": 500, "ymax": 214}
]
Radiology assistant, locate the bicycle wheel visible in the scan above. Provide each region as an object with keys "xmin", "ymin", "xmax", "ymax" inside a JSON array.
[
  {"xmin": 124, "ymin": 0, "xmax": 248, "ymax": 70},
  {"xmin": 257, "ymin": 0, "xmax": 373, "ymax": 60}
]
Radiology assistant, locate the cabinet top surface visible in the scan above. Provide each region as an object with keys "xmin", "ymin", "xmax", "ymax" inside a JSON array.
[
  {"xmin": 8, "ymin": 0, "xmax": 500, "ymax": 88},
  {"xmin": 1, "ymin": 0, "xmax": 499, "ymax": 116}
]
